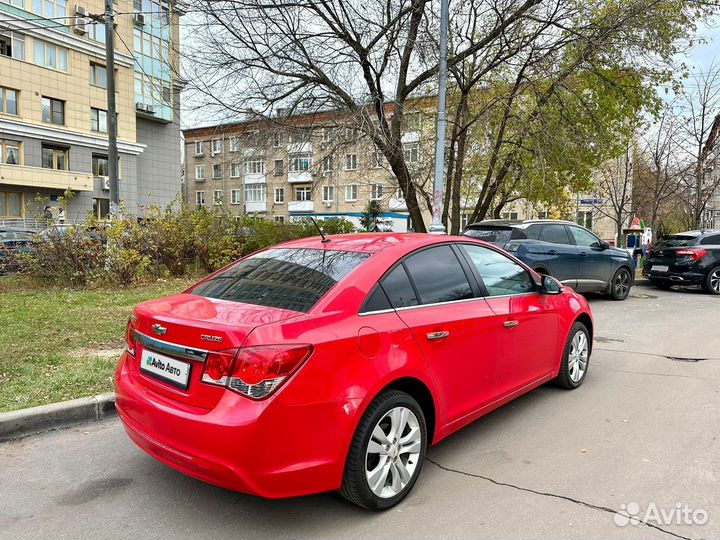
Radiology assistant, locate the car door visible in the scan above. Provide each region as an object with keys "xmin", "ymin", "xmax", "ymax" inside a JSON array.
[
  {"xmin": 384, "ymin": 245, "xmax": 502, "ymax": 424},
  {"xmin": 567, "ymin": 225, "xmax": 612, "ymax": 292},
  {"xmin": 458, "ymin": 244, "xmax": 559, "ymax": 396},
  {"xmin": 538, "ymin": 223, "xmax": 579, "ymax": 288}
]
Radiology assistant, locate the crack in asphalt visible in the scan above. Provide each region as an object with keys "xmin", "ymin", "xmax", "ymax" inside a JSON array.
[
  {"xmin": 595, "ymin": 347, "xmax": 720, "ymax": 362},
  {"xmin": 425, "ymin": 458, "xmax": 696, "ymax": 540},
  {"xmin": 594, "ymin": 364, "xmax": 711, "ymax": 381}
]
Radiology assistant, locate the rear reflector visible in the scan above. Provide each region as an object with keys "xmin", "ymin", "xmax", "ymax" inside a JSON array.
[
  {"xmin": 201, "ymin": 344, "xmax": 312, "ymax": 400},
  {"xmin": 125, "ymin": 319, "xmax": 136, "ymax": 356},
  {"xmin": 676, "ymin": 249, "xmax": 708, "ymax": 261}
]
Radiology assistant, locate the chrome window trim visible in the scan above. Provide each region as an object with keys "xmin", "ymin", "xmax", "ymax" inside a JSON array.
[
  {"xmin": 359, "ymin": 291, "xmax": 540, "ymax": 316},
  {"xmin": 133, "ymin": 330, "xmax": 209, "ymax": 362}
]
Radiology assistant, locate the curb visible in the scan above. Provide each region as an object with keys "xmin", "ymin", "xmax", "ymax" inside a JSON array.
[{"xmin": 0, "ymin": 393, "xmax": 116, "ymax": 442}]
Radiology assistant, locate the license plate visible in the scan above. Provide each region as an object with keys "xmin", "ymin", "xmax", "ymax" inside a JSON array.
[
  {"xmin": 651, "ymin": 265, "xmax": 669, "ymax": 273},
  {"xmin": 140, "ymin": 349, "xmax": 191, "ymax": 389}
]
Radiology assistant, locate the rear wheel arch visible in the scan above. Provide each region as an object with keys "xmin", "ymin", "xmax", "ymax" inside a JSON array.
[{"xmin": 379, "ymin": 377, "xmax": 437, "ymax": 445}]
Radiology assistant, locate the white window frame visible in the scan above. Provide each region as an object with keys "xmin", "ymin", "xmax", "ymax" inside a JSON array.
[
  {"xmin": 213, "ymin": 189, "xmax": 223, "ymax": 205},
  {"xmin": 295, "ymin": 186, "xmax": 311, "ymax": 201},
  {"xmin": 243, "ymin": 158, "xmax": 266, "ymax": 175},
  {"xmin": 195, "ymin": 190, "xmax": 205, "ymax": 206},
  {"xmin": 345, "ymin": 184, "xmax": 358, "ymax": 202},
  {"xmin": 372, "ymin": 150, "xmax": 384, "ymax": 168},
  {"xmin": 230, "ymin": 162, "xmax": 241, "ymax": 178},
  {"xmin": 211, "ymin": 138, "xmax": 222, "ymax": 155},
  {"xmin": 274, "ymin": 215, "xmax": 285, "ymax": 223},
  {"xmin": 273, "ymin": 132, "xmax": 282, "ymax": 147},
  {"xmin": 403, "ymin": 141, "xmax": 420, "ymax": 164},
  {"xmin": 289, "ymin": 153, "xmax": 312, "ymax": 172},
  {"xmin": 195, "ymin": 165, "xmax": 205, "ymax": 180},
  {"xmin": 230, "ymin": 189, "xmax": 241, "ymax": 205},
  {"xmin": 371, "ymin": 183, "xmax": 383, "ymax": 200},
  {"xmin": 212, "ymin": 163, "xmax": 222, "ymax": 179},
  {"xmin": 322, "ymin": 185, "xmax": 334, "ymax": 202},
  {"xmin": 194, "ymin": 141, "xmax": 204, "ymax": 156},
  {"xmin": 345, "ymin": 153, "xmax": 357, "ymax": 171},
  {"xmin": 274, "ymin": 187, "xmax": 285, "ymax": 204},
  {"xmin": 229, "ymin": 136, "xmax": 240, "ymax": 152},
  {"xmin": 244, "ymin": 183, "xmax": 267, "ymax": 203},
  {"xmin": 322, "ymin": 155, "xmax": 334, "ymax": 173}
]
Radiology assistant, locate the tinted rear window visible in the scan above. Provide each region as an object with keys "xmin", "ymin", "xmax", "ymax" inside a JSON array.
[
  {"xmin": 540, "ymin": 224, "xmax": 571, "ymax": 244},
  {"xmin": 700, "ymin": 234, "xmax": 720, "ymax": 246},
  {"xmin": 189, "ymin": 248, "xmax": 370, "ymax": 313},
  {"xmin": 464, "ymin": 228, "xmax": 513, "ymax": 243},
  {"xmin": 655, "ymin": 235, "xmax": 697, "ymax": 248}
]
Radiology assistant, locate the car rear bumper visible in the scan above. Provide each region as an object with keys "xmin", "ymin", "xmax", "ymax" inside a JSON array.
[
  {"xmin": 643, "ymin": 266, "xmax": 705, "ymax": 285},
  {"xmin": 115, "ymin": 352, "xmax": 347, "ymax": 498}
]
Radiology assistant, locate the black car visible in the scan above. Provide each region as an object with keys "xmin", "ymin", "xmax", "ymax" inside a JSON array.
[
  {"xmin": 463, "ymin": 219, "xmax": 634, "ymax": 300},
  {"xmin": 644, "ymin": 229, "xmax": 720, "ymax": 294},
  {"xmin": 0, "ymin": 227, "xmax": 35, "ymax": 272}
]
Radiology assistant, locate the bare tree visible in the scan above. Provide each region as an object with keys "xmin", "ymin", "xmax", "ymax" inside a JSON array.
[{"xmin": 592, "ymin": 144, "xmax": 635, "ymax": 247}]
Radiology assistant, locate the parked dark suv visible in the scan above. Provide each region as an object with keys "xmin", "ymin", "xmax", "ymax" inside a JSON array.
[
  {"xmin": 463, "ymin": 219, "xmax": 634, "ymax": 300},
  {"xmin": 644, "ymin": 230, "xmax": 720, "ymax": 294}
]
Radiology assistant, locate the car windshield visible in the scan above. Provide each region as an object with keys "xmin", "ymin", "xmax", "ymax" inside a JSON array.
[
  {"xmin": 188, "ymin": 248, "xmax": 370, "ymax": 313},
  {"xmin": 654, "ymin": 235, "xmax": 697, "ymax": 248}
]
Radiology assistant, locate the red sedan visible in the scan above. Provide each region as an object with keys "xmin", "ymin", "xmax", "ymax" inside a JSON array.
[{"xmin": 115, "ymin": 233, "xmax": 593, "ymax": 510}]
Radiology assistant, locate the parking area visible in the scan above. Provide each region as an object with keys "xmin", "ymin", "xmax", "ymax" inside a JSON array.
[{"xmin": 1, "ymin": 284, "xmax": 718, "ymax": 540}]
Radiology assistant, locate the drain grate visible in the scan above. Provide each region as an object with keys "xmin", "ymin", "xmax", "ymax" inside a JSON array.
[{"xmin": 667, "ymin": 356, "xmax": 707, "ymax": 363}]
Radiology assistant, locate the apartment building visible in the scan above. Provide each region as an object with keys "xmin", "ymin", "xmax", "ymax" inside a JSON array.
[
  {"xmin": 0, "ymin": 0, "xmax": 181, "ymax": 225},
  {"xmin": 182, "ymin": 110, "xmax": 433, "ymax": 232}
]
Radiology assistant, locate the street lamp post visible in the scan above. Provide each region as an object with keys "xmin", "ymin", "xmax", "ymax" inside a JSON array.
[{"xmin": 428, "ymin": 0, "xmax": 449, "ymax": 234}]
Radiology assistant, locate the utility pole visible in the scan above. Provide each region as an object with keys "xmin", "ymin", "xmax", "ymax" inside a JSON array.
[
  {"xmin": 104, "ymin": 0, "xmax": 119, "ymax": 217},
  {"xmin": 428, "ymin": 0, "xmax": 449, "ymax": 235}
]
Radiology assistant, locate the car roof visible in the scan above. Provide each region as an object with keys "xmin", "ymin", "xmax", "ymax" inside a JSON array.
[
  {"xmin": 275, "ymin": 233, "xmax": 470, "ymax": 254},
  {"xmin": 466, "ymin": 219, "xmax": 577, "ymax": 228},
  {"xmin": 666, "ymin": 230, "xmax": 720, "ymax": 237}
]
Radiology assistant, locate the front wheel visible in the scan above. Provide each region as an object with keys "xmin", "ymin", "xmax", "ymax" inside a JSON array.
[
  {"xmin": 554, "ymin": 322, "xmax": 591, "ymax": 389},
  {"xmin": 702, "ymin": 266, "xmax": 720, "ymax": 295},
  {"xmin": 340, "ymin": 390, "xmax": 427, "ymax": 510},
  {"xmin": 609, "ymin": 267, "xmax": 632, "ymax": 300}
]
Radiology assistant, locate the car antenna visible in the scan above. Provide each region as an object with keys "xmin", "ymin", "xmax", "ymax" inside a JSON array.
[{"xmin": 310, "ymin": 217, "xmax": 331, "ymax": 243}]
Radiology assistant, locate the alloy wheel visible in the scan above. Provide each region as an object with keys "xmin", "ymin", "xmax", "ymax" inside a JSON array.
[
  {"xmin": 711, "ymin": 269, "xmax": 720, "ymax": 293},
  {"xmin": 365, "ymin": 406, "xmax": 422, "ymax": 498},
  {"xmin": 568, "ymin": 330, "xmax": 588, "ymax": 383},
  {"xmin": 614, "ymin": 270, "xmax": 630, "ymax": 298}
]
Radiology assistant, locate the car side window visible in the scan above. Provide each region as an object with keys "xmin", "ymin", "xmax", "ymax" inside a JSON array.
[
  {"xmin": 361, "ymin": 286, "xmax": 392, "ymax": 313},
  {"xmin": 380, "ymin": 265, "xmax": 419, "ymax": 308},
  {"xmin": 568, "ymin": 226, "xmax": 600, "ymax": 248},
  {"xmin": 403, "ymin": 245, "xmax": 474, "ymax": 305},
  {"xmin": 700, "ymin": 234, "xmax": 720, "ymax": 245},
  {"xmin": 461, "ymin": 244, "xmax": 536, "ymax": 296},
  {"xmin": 540, "ymin": 224, "xmax": 571, "ymax": 245},
  {"xmin": 523, "ymin": 224, "xmax": 541, "ymax": 240}
]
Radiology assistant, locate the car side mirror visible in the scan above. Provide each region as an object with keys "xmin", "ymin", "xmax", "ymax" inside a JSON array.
[
  {"xmin": 597, "ymin": 240, "xmax": 610, "ymax": 250},
  {"xmin": 539, "ymin": 274, "xmax": 562, "ymax": 295}
]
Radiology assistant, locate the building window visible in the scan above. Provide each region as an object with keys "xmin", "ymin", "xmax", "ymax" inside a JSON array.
[
  {"xmin": 87, "ymin": 20, "xmax": 106, "ymax": 43},
  {"xmin": 322, "ymin": 128, "xmax": 334, "ymax": 143},
  {"xmin": 0, "ymin": 30, "xmax": 25, "ymax": 61},
  {"xmin": 274, "ymin": 215, "xmax": 285, "ymax": 224},
  {"xmin": 322, "ymin": 186, "xmax": 334, "ymax": 202},
  {"xmin": 31, "ymin": 0, "xmax": 67, "ymax": 18},
  {"xmin": 243, "ymin": 158, "xmax": 266, "ymax": 175},
  {"xmin": 211, "ymin": 138, "xmax": 222, "ymax": 154},
  {"xmin": 0, "ymin": 191, "xmax": 23, "ymax": 218},
  {"xmin": 577, "ymin": 211, "xmax": 593, "ymax": 229},
  {"xmin": 212, "ymin": 163, "xmax": 222, "ymax": 179},
  {"xmin": 295, "ymin": 186, "xmax": 311, "ymax": 201},
  {"xmin": 213, "ymin": 190, "xmax": 223, "ymax": 205},
  {"xmin": 273, "ymin": 132, "xmax": 282, "ymax": 147},
  {"xmin": 91, "ymin": 108, "xmax": 108, "ymax": 133},
  {"xmin": 229, "ymin": 137, "xmax": 240, "ymax": 152},
  {"xmin": 322, "ymin": 155, "xmax": 334, "ymax": 173},
  {"xmin": 230, "ymin": 162, "xmax": 241, "ymax": 178},
  {"xmin": 92, "ymin": 155, "xmax": 108, "ymax": 176},
  {"xmin": 41, "ymin": 146, "xmax": 68, "ymax": 171},
  {"xmin": 343, "ymin": 126, "xmax": 359, "ymax": 141},
  {"xmin": 90, "ymin": 63, "xmax": 107, "ymax": 88},
  {"xmin": 33, "ymin": 40, "xmax": 68, "ymax": 72},
  {"xmin": 345, "ymin": 184, "xmax": 358, "ymax": 202},
  {"xmin": 289, "ymin": 153, "xmax": 312, "ymax": 172},
  {"xmin": 0, "ymin": 140, "xmax": 21, "ymax": 165},
  {"xmin": 195, "ymin": 191, "xmax": 205, "ymax": 207},
  {"xmin": 501, "ymin": 212, "xmax": 519, "ymax": 220},
  {"xmin": 231, "ymin": 189, "xmax": 241, "ymax": 205},
  {"xmin": 403, "ymin": 141, "xmax": 420, "ymax": 163},
  {"xmin": 2, "ymin": 0, "xmax": 24, "ymax": 7},
  {"xmin": 274, "ymin": 187, "xmax": 284, "ymax": 203},
  {"xmin": 194, "ymin": 141, "xmax": 204, "ymax": 156},
  {"xmin": 41, "ymin": 97, "xmax": 64, "ymax": 125},
  {"xmin": 195, "ymin": 165, "xmax": 205, "ymax": 180},
  {"xmin": 461, "ymin": 213, "xmax": 470, "ymax": 229},
  {"xmin": 402, "ymin": 111, "xmax": 421, "ymax": 131},
  {"xmin": 537, "ymin": 211, "xmax": 549, "ymax": 219},
  {"xmin": 371, "ymin": 183, "xmax": 383, "ymax": 200},
  {"xmin": 372, "ymin": 150, "xmax": 384, "ymax": 168},
  {"xmin": 274, "ymin": 159, "xmax": 284, "ymax": 176},
  {"xmin": 244, "ymin": 183, "xmax": 266, "ymax": 203},
  {"xmin": 0, "ymin": 87, "xmax": 18, "ymax": 116},
  {"xmin": 345, "ymin": 153, "xmax": 357, "ymax": 171}
]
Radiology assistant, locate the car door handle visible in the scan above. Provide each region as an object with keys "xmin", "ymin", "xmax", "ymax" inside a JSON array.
[
  {"xmin": 580, "ymin": 251, "xmax": 588, "ymax": 257},
  {"xmin": 504, "ymin": 320, "xmax": 520, "ymax": 328},
  {"xmin": 426, "ymin": 331, "xmax": 450, "ymax": 340},
  {"xmin": 547, "ymin": 249, "xmax": 557, "ymax": 255}
]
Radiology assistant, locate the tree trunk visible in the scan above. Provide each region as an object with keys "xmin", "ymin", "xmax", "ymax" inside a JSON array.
[{"xmin": 449, "ymin": 94, "xmax": 470, "ymax": 235}]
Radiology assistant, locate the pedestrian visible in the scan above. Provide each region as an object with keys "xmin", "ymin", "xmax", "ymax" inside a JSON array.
[
  {"xmin": 57, "ymin": 207, "xmax": 65, "ymax": 224},
  {"xmin": 42, "ymin": 205, "xmax": 52, "ymax": 224}
]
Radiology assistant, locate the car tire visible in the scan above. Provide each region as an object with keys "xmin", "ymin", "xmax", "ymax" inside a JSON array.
[
  {"xmin": 702, "ymin": 266, "xmax": 720, "ymax": 295},
  {"xmin": 650, "ymin": 279, "xmax": 672, "ymax": 290},
  {"xmin": 553, "ymin": 322, "xmax": 591, "ymax": 389},
  {"xmin": 609, "ymin": 267, "xmax": 632, "ymax": 300},
  {"xmin": 339, "ymin": 390, "xmax": 427, "ymax": 510}
]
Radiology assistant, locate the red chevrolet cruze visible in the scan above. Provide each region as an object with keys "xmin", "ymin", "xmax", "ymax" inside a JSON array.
[{"xmin": 115, "ymin": 233, "xmax": 593, "ymax": 509}]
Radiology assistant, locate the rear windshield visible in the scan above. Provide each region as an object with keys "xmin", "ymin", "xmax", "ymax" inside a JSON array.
[
  {"xmin": 654, "ymin": 235, "xmax": 697, "ymax": 248},
  {"xmin": 188, "ymin": 248, "xmax": 370, "ymax": 313},
  {"xmin": 464, "ymin": 227, "xmax": 526, "ymax": 243}
]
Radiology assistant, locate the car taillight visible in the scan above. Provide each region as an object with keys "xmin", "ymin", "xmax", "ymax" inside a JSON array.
[
  {"xmin": 504, "ymin": 243, "xmax": 521, "ymax": 252},
  {"xmin": 125, "ymin": 319, "xmax": 136, "ymax": 356},
  {"xmin": 676, "ymin": 248, "xmax": 708, "ymax": 261},
  {"xmin": 201, "ymin": 345, "xmax": 312, "ymax": 400}
]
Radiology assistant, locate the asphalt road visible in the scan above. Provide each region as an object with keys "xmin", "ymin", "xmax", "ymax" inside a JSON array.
[{"xmin": 2, "ymin": 285, "xmax": 719, "ymax": 540}]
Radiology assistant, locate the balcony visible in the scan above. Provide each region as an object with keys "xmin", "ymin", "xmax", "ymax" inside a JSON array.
[
  {"xmin": 243, "ymin": 173, "xmax": 266, "ymax": 184},
  {"xmin": 0, "ymin": 164, "xmax": 93, "ymax": 192},
  {"xmin": 288, "ymin": 200, "xmax": 314, "ymax": 213},
  {"xmin": 288, "ymin": 141, "xmax": 312, "ymax": 154},
  {"xmin": 245, "ymin": 201, "xmax": 267, "ymax": 213},
  {"xmin": 288, "ymin": 170, "xmax": 313, "ymax": 183},
  {"xmin": 389, "ymin": 197, "xmax": 407, "ymax": 211}
]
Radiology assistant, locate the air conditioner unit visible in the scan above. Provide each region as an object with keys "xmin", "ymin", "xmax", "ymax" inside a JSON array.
[
  {"xmin": 135, "ymin": 102, "xmax": 147, "ymax": 111},
  {"xmin": 73, "ymin": 5, "xmax": 88, "ymax": 34},
  {"xmin": 102, "ymin": 177, "xmax": 110, "ymax": 191},
  {"xmin": 323, "ymin": 201, "xmax": 332, "ymax": 208},
  {"xmin": 133, "ymin": 12, "xmax": 146, "ymax": 27}
]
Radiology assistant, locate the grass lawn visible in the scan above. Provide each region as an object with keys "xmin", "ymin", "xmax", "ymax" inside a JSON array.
[{"xmin": 0, "ymin": 276, "xmax": 196, "ymax": 412}]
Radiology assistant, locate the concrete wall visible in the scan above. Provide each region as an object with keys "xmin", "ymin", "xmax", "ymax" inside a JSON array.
[{"xmin": 135, "ymin": 115, "xmax": 182, "ymax": 213}]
